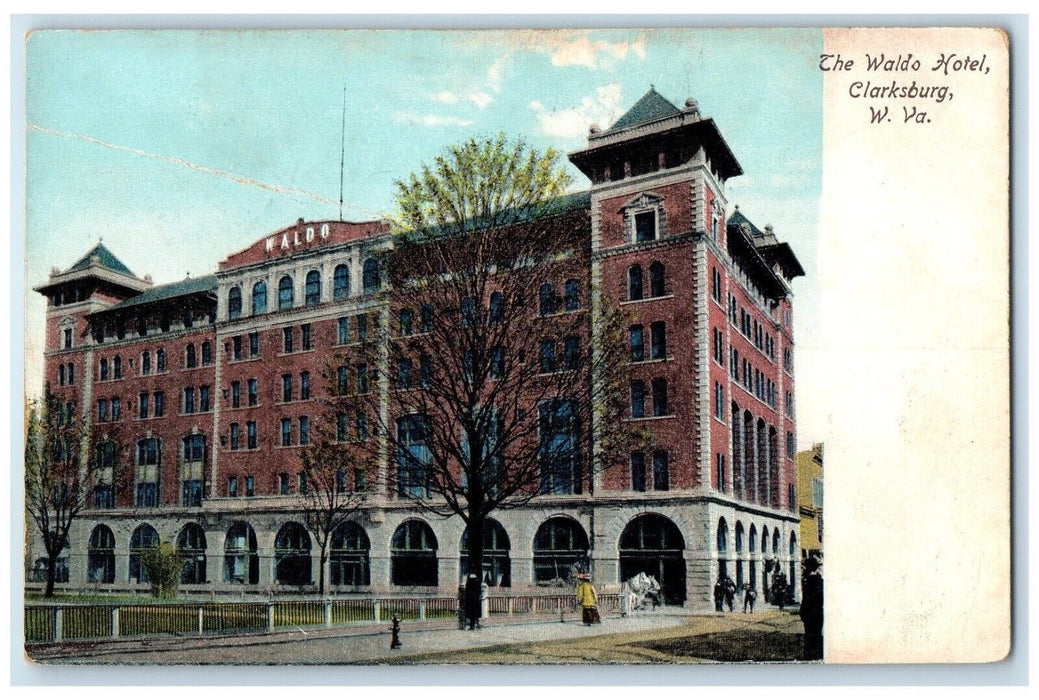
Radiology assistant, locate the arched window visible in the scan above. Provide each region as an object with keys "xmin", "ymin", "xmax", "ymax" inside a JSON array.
[
  {"xmin": 87, "ymin": 525, "xmax": 115, "ymax": 583},
  {"xmin": 391, "ymin": 520, "xmax": 438, "ymax": 586},
  {"xmin": 58, "ymin": 365, "xmax": 66, "ymax": 385},
  {"xmin": 156, "ymin": 348, "xmax": 166, "ymax": 372},
  {"xmin": 772, "ymin": 529, "xmax": 780, "ymax": 554},
  {"xmin": 99, "ymin": 358, "xmax": 109, "ymax": 381},
  {"xmin": 539, "ymin": 283, "xmax": 556, "ymax": 316},
  {"xmin": 252, "ymin": 281, "xmax": 267, "ymax": 315},
  {"xmin": 628, "ymin": 265, "xmax": 644, "ymax": 301},
  {"xmin": 564, "ymin": 279, "xmax": 580, "ymax": 311},
  {"xmin": 717, "ymin": 518, "xmax": 729, "ymax": 553},
  {"xmin": 735, "ymin": 521, "xmax": 745, "ymax": 587},
  {"xmin": 649, "ymin": 262, "xmax": 665, "ymax": 297},
  {"xmin": 113, "ymin": 355, "xmax": 122, "ymax": 378},
  {"xmin": 333, "ymin": 264, "xmax": 350, "ymax": 300},
  {"xmin": 228, "ymin": 286, "xmax": 242, "ymax": 319},
  {"xmin": 761, "ymin": 526, "xmax": 769, "ymax": 554},
  {"xmin": 532, "ymin": 517, "xmax": 589, "ymax": 583},
  {"xmin": 460, "ymin": 519, "xmax": 511, "ymax": 587},
  {"xmin": 129, "ymin": 523, "xmax": 159, "ymax": 584},
  {"xmin": 362, "ymin": 258, "xmax": 380, "ymax": 293},
  {"xmin": 201, "ymin": 341, "xmax": 212, "ymax": 366},
  {"xmin": 749, "ymin": 524, "xmax": 759, "ymax": 589},
  {"xmin": 224, "ymin": 522, "xmax": 259, "ymax": 584},
  {"xmin": 274, "ymin": 522, "xmax": 311, "ymax": 586},
  {"xmin": 67, "ymin": 363, "xmax": 75, "ymax": 384},
  {"xmin": 186, "ymin": 344, "xmax": 197, "ymax": 368},
  {"xmin": 331, "ymin": 522, "xmax": 371, "ymax": 587},
  {"xmin": 618, "ymin": 514, "xmax": 686, "ymax": 604},
  {"xmin": 278, "ymin": 276, "xmax": 294, "ymax": 310},
  {"xmin": 141, "ymin": 350, "xmax": 151, "ymax": 375},
  {"xmin": 305, "ymin": 270, "xmax": 321, "ymax": 306},
  {"xmin": 177, "ymin": 523, "xmax": 207, "ymax": 584}
]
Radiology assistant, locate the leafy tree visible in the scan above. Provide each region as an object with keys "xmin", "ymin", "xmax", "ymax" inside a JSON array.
[
  {"xmin": 341, "ymin": 134, "xmax": 639, "ymax": 619},
  {"xmin": 140, "ymin": 542, "xmax": 185, "ymax": 599}
]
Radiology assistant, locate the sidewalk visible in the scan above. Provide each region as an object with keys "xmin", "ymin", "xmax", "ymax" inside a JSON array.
[{"xmin": 28, "ymin": 610, "xmax": 693, "ymax": 665}]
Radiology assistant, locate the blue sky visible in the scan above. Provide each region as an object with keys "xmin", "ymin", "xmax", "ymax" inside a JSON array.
[{"xmin": 24, "ymin": 27, "xmax": 824, "ymax": 441}]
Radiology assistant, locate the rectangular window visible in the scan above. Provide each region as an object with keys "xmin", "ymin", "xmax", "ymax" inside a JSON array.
[
  {"xmin": 98, "ymin": 399, "xmax": 108, "ymax": 422},
  {"xmin": 247, "ymin": 421, "xmax": 257, "ymax": 449},
  {"xmin": 154, "ymin": 391, "xmax": 164, "ymax": 417},
  {"xmin": 228, "ymin": 475, "xmax": 238, "ymax": 497},
  {"xmin": 713, "ymin": 328, "xmax": 724, "ymax": 364},
  {"xmin": 783, "ymin": 347, "xmax": 793, "ymax": 372},
  {"xmin": 281, "ymin": 418, "xmax": 292, "ymax": 446},
  {"xmin": 714, "ymin": 381, "xmax": 725, "ymax": 421},
  {"xmin": 283, "ymin": 327, "xmax": 294, "ymax": 353},
  {"xmin": 282, "ymin": 374, "xmax": 292, "ymax": 402},
  {"xmin": 138, "ymin": 393, "xmax": 149, "ymax": 419},
  {"xmin": 538, "ymin": 400, "xmax": 578, "ymax": 495},
  {"xmin": 788, "ymin": 483, "xmax": 797, "ymax": 511},
  {"xmin": 301, "ymin": 323, "xmax": 312, "ymax": 350},
  {"xmin": 300, "ymin": 371, "xmax": 310, "ymax": 400},
  {"xmin": 397, "ymin": 359, "xmax": 413, "ymax": 388},
  {"xmin": 233, "ymin": 336, "xmax": 242, "ymax": 361},
  {"xmin": 630, "ymin": 380, "xmax": 646, "ymax": 418},
  {"xmin": 298, "ymin": 472, "xmax": 307, "ymax": 494},
  {"xmin": 337, "ymin": 365, "xmax": 349, "ymax": 395},
  {"xmin": 336, "ymin": 412, "xmax": 348, "ymax": 442},
  {"xmin": 231, "ymin": 381, "xmax": 241, "ymax": 408},
  {"xmin": 786, "ymin": 431, "xmax": 795, "ymax": 458},
  {"xmin": 248, "ymin": 379, "xmax": 258, "ymax": 406},
  {"xmin": 279, "ymin": 473, "xmax": 290, "ymax": 495},
  {"xmin": 111, "ymin": 398, "xmax": 120, "ymax": 421},
  {"xmin": 650, "ymin": 322, "xmax": 666, "ymax": 360},
  {"xmin": 652, "ymin": 452, "xmax": 670, "ymax": 491},
  {"xmin": 245, "ymin": 475, "xmax": 255, "ymax": 497},
  {"xmin": 631, "ymin": 452, "xmax": 646, "ymax": 492},
  {"xmin": 539, "ymin": 339, "xmax": 557, "ymax": 374},
  {"xmin": 230, "ymin": 423, "xmax": 240, "ymax": 450},
  {"xmin": 356, "ymin": 363, "xmax": 369, "ymax": 394},
  {"xmin": 564, "ymin": 336, "xmax": 581, "ymax": 370},
  {"xmin": 200, "ymin": 385, "xmax": 210, "ymax": 412},
  {"xmin": 396, "ymin": 415, "xmax": 431, "ymax": 497},
  {"xmin": 651, "ymin": 378, "xmax": 668, "ymax": 417},
  {"xmin": 785, "ymin": 391, "xmax": 794, "ymax": 418},
  {"xmin": 183, "ymin": 387, "xmax": 195, "ymax": 414},
  {"xmin": 712, "ymin": 267, "xmax": 722, "ymax": 302},
  {"xmin": 356, "ymin": 412, "xmax": 369, "ymax": 441},
  {"xmin": 629, "ymin": 325, "xmax": 644, "ymax": 362},
  {"xmin": 356, "ymin": 314, "xmax": 367, "ymax": 341},
  {"xmin": 337, "ymin": 317, "xmax": 349, "ymax": 345},
  {"xmin": 717, "ymin": 454, "xmax": 727, "ymax": 493},
  {"xmin": 249, "ymin": 331, "xmax": 259, "ymax": 358},
  {"xmin": 635, "ymin": 211, "xmax": 656, "ymax": 242},
  {"xmin": 299, "ymin": 416, "xmax": 310, "ymax": 445},
  {"xmin": 63, "ymin": 329, "xmax": 72, "ymax": 349}
]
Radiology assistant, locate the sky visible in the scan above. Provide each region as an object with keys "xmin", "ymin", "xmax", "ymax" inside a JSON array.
[{"xmin": 23, "ymin": 27, "xmax": 824, "ymax": 443}]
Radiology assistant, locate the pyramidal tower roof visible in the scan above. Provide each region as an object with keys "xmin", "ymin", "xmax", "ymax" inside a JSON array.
[
  {"xmin": 66, "ymin": 242, "xmax": 135, "ymax": 277},
  {"xmin": 607, "ymin": 87, "xmax": 682, "ymax": 132}
]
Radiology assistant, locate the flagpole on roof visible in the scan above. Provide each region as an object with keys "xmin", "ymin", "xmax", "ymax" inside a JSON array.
[{"xmin": 339, "ymin": 84, "xmax": 347, "ymax": 223}]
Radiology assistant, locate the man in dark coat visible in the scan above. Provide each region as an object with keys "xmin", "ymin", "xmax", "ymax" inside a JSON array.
[
  {"xmin": 799, "ymin": 557, "xmax": 824, "ymax": 660},
  {"xmin": 713, "ymin": 579, "xmax": 725, "ymax": 612},
  {"xmin": 723, "ymin": 577, "xmax": 736, "ymax": 612}
]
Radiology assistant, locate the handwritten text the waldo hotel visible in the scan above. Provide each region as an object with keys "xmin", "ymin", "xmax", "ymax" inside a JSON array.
[{"xmin": 820, "ymin": 52, "xmax": 993, "ymax": 124}]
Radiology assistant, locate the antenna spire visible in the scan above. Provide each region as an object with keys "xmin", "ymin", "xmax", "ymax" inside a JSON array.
[{"xmin": 339, "ymin": 84, "xmax": 347, "ymax": 222}]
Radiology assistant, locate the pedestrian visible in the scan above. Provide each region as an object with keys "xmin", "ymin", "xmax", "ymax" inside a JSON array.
[
  {"xmin": 576, "ymin": 573, "xmax": 601, "ymax": 625},
  {"xmin": 799, "ymin": 556, "xmax": 824, "ymax": 660},
  {"xmin": 713, "ymin": 579, "xmax": 725, "ymax": 612},
  {"xmin": 724, "ymin": 577, "xmax": 736, "ymax": 612},
  {"xmin": 775, "ymin": 572, "xmax": 787, "ymax": 611},
  {"xmin": 464, "ymin": 573, "xmax": 481, "ymax": 630},
  {"xmin": 743, "ymin": 584, "xmax": 757, "ymax": 613}
]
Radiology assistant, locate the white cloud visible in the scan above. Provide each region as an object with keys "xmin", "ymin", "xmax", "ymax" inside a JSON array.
[
  {"xmin": 430, "ymin": 90, "xmax": 493, "ymax": 109},
  {"xmin": 469, "ymin": 91, "xmax": 493, "ymax": 109},
  {"xmin": 432, "ymin": 91, "xmax": 459, "ymax": 104},
  {"xmin": 394, "ymin": 112, "xmax": 474, "ymax": 128},
  {"xmin": 529, "ymin": 84, "xmax": 625, "ymax": 138},
  {"xmin": 487, "ymin": 55, "xmax": 509, "ymax": 93}
]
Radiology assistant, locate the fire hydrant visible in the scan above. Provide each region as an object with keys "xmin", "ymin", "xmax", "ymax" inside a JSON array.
[{"xmin": 390, "ymin": 615, "xmax": 402, "ymax": 650}]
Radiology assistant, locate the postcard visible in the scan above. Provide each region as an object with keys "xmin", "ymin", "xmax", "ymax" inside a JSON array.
[{"xmin": 19, "ymin": 25, "xmax": 1010, "ymax": 668}]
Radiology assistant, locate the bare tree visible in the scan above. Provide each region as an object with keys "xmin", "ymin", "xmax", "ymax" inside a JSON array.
[
  {"xmin": 24, "ymin": 386, "xmax": 101, "ymax": 597},
  {"xmin": 339, "ymin": 134, "xmax": 639, "ymax": 619},
  {"xmin": 297, "ymin": 384, "xmax": 371, "ymax": 596}
]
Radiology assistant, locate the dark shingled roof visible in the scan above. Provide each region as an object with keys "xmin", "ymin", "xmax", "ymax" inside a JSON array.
[
  {"xmin": 100, "ymin": 274, "xmax": 218, "ymax": 313},
  {"xmin": 608, "ymin": 88, "xmax": 682, "ymax": 132},
  {"xmin": 67, "ymin": 243, "xmax": 136, "ymax": 277},
  {"xmin": 727, "ymin": 209, "xmax": 763, "ymax": 238}
]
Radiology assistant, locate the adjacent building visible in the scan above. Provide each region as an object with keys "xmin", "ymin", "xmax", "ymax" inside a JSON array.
[
  {"xmin": 797, "ymin": 442, "xmax": 824, "ymax": 559},
  {"xmin": 30, "ymin": 88, "xmax": 805, "ymax": 606}
]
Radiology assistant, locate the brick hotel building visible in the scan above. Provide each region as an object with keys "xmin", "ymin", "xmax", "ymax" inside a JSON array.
[{"xmin": 30, "ymin": 89, "xmax": 805, "ymax": 607}]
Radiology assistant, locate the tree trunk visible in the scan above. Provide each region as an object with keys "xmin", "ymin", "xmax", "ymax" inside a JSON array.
[
  {"xmin": 318, "ymin": 550, "xmax": 327, "ymax": 596},
  {"xmin": 44, "ymin": 554, "xmax": 57, "ymax": 598},
  {"xmin": 464, "ymin": 513, "xmax": 486, "ymax": 630}
]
